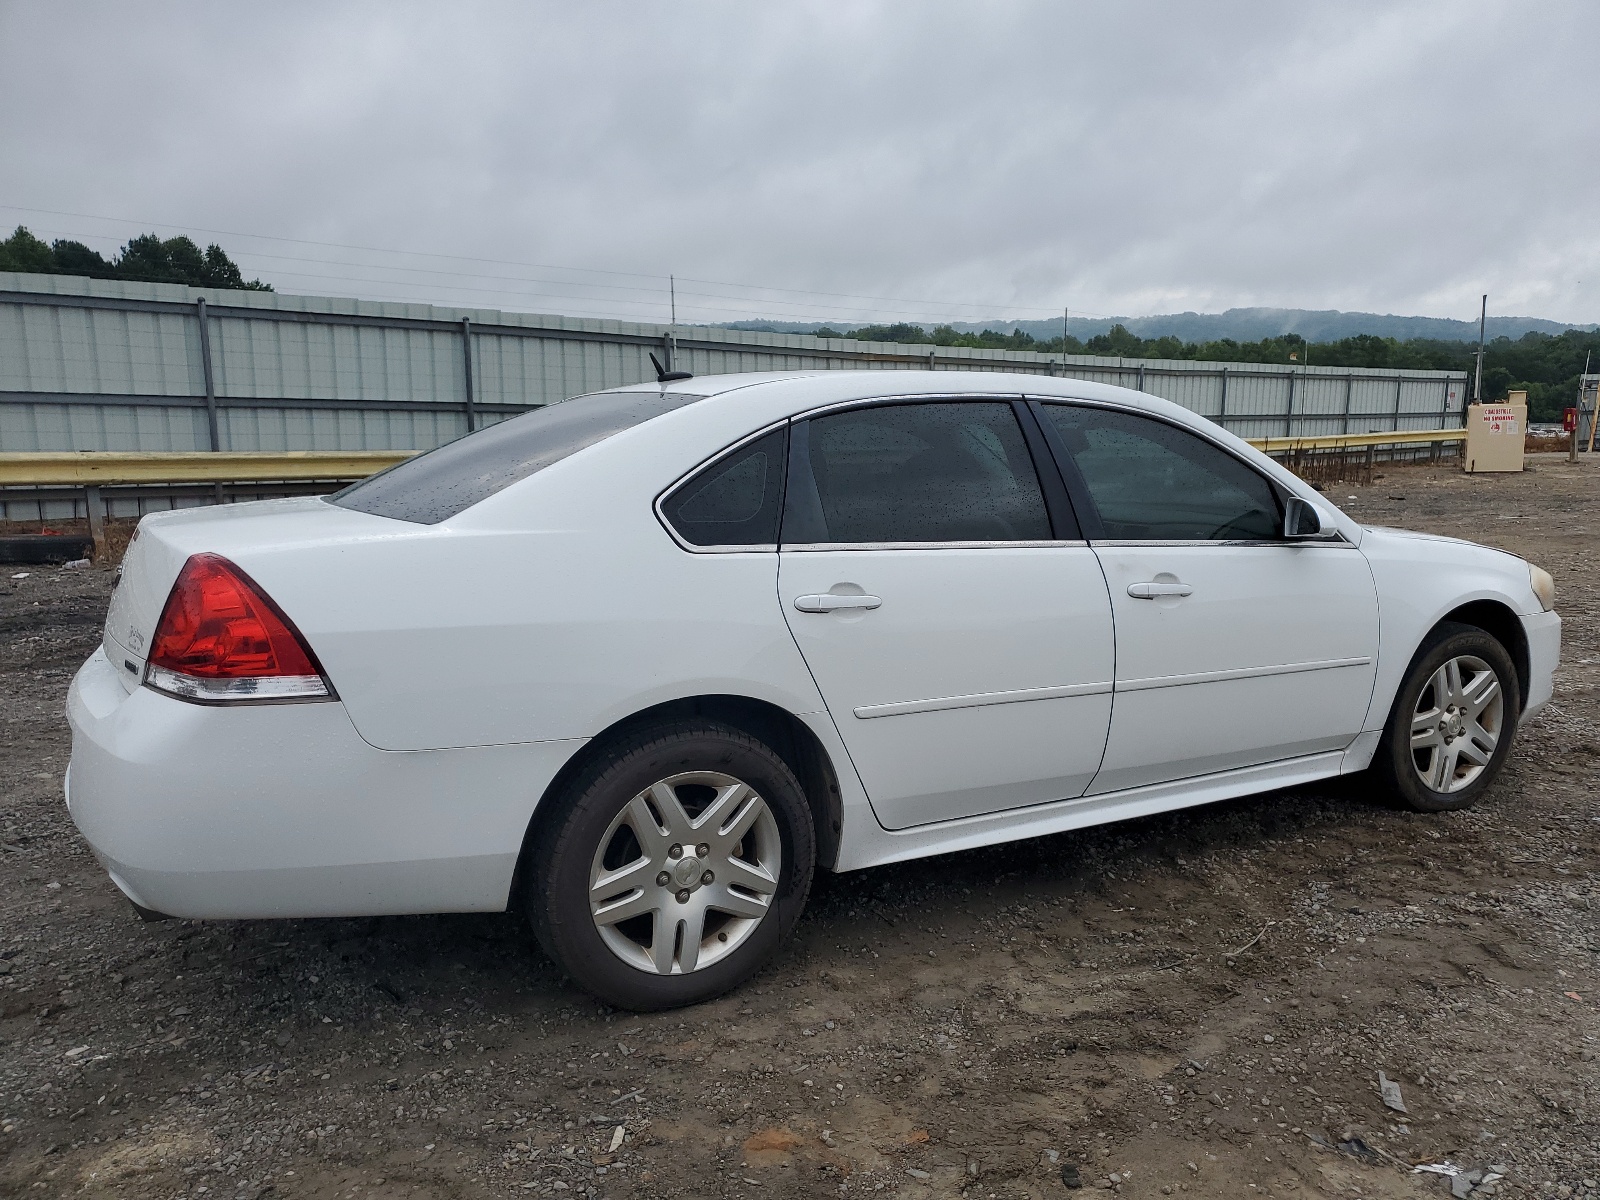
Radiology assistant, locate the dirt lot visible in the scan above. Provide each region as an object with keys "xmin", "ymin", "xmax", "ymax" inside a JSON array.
[{"xmin": 2, "ymin": 455, "xmax": 1597, "ymax": 1200}]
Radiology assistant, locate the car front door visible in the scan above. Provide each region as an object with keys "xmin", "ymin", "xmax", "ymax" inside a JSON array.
[
  {"xmin": 777, "ymin": 399, "xmax": 1116, "ymax": 830},
  {"xmin": 1033, "ymin": 401, "xmax": 1381, "ymax": 795}
]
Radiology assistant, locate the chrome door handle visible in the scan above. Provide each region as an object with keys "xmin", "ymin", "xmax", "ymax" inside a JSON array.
[
  {"xmin": 794, "ymin": 593, "xmax": 882, "ymax": 613},
  {"xmin": 1128, "ymin": 581, "xmax": 1193, "ymax": 599}
]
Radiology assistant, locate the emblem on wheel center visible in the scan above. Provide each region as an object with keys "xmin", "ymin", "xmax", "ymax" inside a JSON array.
[{"xmin": 673, "ymin": 856, "xmax": 702, "ymax": 887}]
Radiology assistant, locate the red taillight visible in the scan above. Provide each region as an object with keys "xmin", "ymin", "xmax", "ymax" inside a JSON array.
[{"xmin": 144, "ymin": 553, "xmax": 333, "ymax": 703}]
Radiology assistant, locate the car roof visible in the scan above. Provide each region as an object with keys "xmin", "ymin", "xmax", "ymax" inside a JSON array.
[{"xmin": 610, "ymin": 368, "xmax": 1218, "ymax": 434}]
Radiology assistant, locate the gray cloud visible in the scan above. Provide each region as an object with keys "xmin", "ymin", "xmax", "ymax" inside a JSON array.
[{"xmin": 2, "ymin": 0, "xmax": 1596, "ymax": 325}]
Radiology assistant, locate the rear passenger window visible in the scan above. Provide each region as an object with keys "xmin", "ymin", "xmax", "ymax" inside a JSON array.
[
  {"xmin": 659, "ymin": 428, "xmax": 787, "ymax": 547},
  {"xmin": 782, "ymin": 402, "xmax": 1051, "ymax": 544}
]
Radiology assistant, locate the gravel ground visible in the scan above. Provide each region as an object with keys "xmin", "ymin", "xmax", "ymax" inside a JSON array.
[{"xmin": 2, "ymin": 454, "xmax": 1596, "ymax": 1200}]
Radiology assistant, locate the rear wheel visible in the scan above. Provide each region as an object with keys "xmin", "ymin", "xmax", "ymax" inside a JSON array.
[
  {"xmin": 1375, "ymin": 622, "xmax": 1520, "ymax": 812},
  {"xmin": 525, "ymin": 720, "xmax": 815, "ymax": 1010}
]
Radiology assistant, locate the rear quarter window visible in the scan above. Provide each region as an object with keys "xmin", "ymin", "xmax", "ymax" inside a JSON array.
[
  {"xmin": 658, "ymin": 427, "xmax": 787, "ymax": 547},
  {"xmin": 332, "ymin": 390, "xmax": 704, "ymax": 524}
]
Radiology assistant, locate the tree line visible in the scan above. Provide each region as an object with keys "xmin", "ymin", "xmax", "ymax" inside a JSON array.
[
  {"xmin": 813, "ymin": 322, "xmax": 1599, "ymax": 421},
  {"xmin": 0, "ymin": 226, "xmax": 271, "ymax": 292}
]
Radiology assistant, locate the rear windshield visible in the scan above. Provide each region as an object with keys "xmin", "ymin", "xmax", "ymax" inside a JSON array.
[{"xmin": 331, "ymin": 390, "xmax": 704, "ymax": 524}]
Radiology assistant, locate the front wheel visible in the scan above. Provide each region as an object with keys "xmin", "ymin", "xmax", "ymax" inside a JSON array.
[
  {"xmin": 525, "ymin": 720, "xmax": 815, "ymax": 1010},
  {"xmin": 1375, "ymin": 622, "xmax": 1520, "ymax": 812}
]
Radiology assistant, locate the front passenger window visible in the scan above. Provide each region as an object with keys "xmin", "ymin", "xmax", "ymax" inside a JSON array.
[{"xmin": 1039, "ymin": 404, "xmax": 1279, "ymax": 541}]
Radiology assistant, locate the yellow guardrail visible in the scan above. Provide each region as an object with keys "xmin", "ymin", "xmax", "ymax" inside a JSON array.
[
  {"xmin": 0, "ymin": 450, "xmax": 415, "ymax": 486},
  {"xmin": 1248, "ymin": 428, "xmax": 1465, "ymax": 453},
  {"xmin": 0, "ymin": 428, "xmax": 1465, "ymax": 487}
]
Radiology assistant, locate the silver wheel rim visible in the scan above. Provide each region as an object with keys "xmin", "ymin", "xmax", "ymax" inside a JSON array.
[
  {"xmin": 1410, "ymin": 654, "xmax": 1504, "ymax": 794},
  {"xmin": 588, "ymin": 770, "xmax": 782, "ymax": 975}
]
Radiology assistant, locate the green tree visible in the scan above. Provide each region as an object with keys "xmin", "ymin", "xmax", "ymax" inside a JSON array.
[
  {"xmin": 0, "ymin": 226, "xmax": 55, "ymax": 273},
  {"xmin": 1086, "ymin": 324, "xmax": 1145, "ymax": 356},
  {"xmin": 0, "ymin": 225, "xmax": 271, "ymax": 290},
  {"xmin": 115, "ymin": 234, "xmax": 271, "ymax": 290},
  {"xmin": 847, "ymin": 322, "xmax": 933, "ymax": 344},
  {"xmin": 50, "ymin": 239, "xmax": 117, "ymax": 278}
]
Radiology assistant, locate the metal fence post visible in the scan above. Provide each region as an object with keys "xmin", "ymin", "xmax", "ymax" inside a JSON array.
[
  {"xmin": 1393, "ymin": 375, "xmax": 1404, "ymax": 431},
  {"xmin": 1284, "ymin": 370, "xmax": 1297, "ymax": 437},
  {"xmin": 460, "ymin": 318, "xmax": 477, "ymax": 433},
  {"xmin": 1137, "ymin": 364, "xmax": 1145, "ymax": 392},
  {"xmin": 1342, "ymin": 374, "xmax": 1354, "ymax": 434},
  {"xmin": 1218, "ymin": 368, "xmax": 1228, "ymax": 424},
  {"xmin": 195, "ymin": 298, "xmax": 220, "ymax": 451},
  {"xmin": 84, "ymin": 484, "xmax": 106, "ymax": 561}
]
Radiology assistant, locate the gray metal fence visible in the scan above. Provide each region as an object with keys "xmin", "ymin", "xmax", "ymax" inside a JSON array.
[
  {"xmin": 1576, "ymin": 374, "xmax": 1599, "ymax": 449},
  {"xmin": 1, "ymin": 271, "xmax": 1468, "ymax": 519}
]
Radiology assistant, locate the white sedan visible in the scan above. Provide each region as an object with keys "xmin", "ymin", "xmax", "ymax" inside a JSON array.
[{"xmin": 66, "ymin": 371, "xmax": 1560, "ymax": 1010}]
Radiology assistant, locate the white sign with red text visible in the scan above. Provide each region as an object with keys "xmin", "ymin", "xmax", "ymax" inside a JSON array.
[{"xmin": 1480, "ymin": 406, "xmax": 1519, "ymax": 435}]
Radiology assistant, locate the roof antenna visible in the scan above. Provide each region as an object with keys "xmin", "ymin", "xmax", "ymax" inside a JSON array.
[{"xmin": 649, "ymin": 352, "xmax": 693, "ymax": 383}]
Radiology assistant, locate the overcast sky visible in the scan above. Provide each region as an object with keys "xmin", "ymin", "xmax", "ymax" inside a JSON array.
[{"xmin": 2, "ymin": 1, "xmax": 1597, "ymax": 327}]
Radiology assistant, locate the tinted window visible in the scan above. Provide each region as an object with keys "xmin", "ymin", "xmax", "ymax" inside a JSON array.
[
  {"xmin": 660, "ymin": 428, "xmax": 787, "ymax": 547},
  {"xmin": 1040, "ymin": 404, "xmax": 1279, "ymax": 540},
  {"xmin": 332, "ymin": 390, "xmax": 704, "ymax": 524},
  {"xmin": 783, "ymin": 402, "xmax": 1051, "ymax": 544}
]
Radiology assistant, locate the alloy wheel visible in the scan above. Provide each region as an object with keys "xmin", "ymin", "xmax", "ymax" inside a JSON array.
[
  {"xmin": 1409, "ymin": 654, "xmax": 1504, "ymax": 794},
  {"xmin": 588, "ymin": 771, "xmax": 781, "ymax": 975}
]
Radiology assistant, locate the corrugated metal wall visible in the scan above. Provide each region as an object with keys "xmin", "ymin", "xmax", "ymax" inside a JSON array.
[{"xmin": 1, "ymin": 271, "xmax": 1468, "ymax": 519}]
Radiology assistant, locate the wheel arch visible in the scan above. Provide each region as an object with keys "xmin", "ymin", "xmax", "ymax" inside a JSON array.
[
  {"xmin": 1436, "ymin": 599, "xmax": 1530, "ymax": 712},
  {"xmin": 1370, "ymin": 597, "xmax": 1532, "ymax": 742},
  {"xmin": 506, "ymin": 694, "xmax": 845, "ymax": 911}
]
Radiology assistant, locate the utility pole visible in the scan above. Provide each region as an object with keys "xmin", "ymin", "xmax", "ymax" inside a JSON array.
[
  {"xmin": 1573, "ymin": 350, "xmax": 1590, "ymax": 463},
  {"xmin": 1062, "ymin": 307, "xmax": 1069, "ymax": 369},
  {"xmin": 666, "ymin": 275, "xmax": 678, "ymax": 373},
  {"xmin": 1473, "ymin": 294, "xmax": 1487, "ymax": 410}
]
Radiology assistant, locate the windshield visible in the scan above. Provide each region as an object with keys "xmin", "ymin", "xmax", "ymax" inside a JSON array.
[{"xmin": 331, "ymin": 390, "xmax": 704, "ymax": 524}]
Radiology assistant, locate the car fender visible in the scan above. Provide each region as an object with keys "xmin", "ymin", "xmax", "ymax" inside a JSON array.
[{"xmin": 1360, "ymin": 527, "xmax": 1542, "ymax": 732}]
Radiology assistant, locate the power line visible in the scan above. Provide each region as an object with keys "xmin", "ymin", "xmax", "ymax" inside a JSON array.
[
  {"xmin": 0, "ymin": 204, "xmax": 664, "ymax": 282},
  {"xmin": 0, "ymin": 202, "xmax": 1079, "ymax": 321},
  {"xmin": 21, "ymin": 223, "xmax": 1075, "ymax": 325},
  {"xmin": 18, "ymin": 227, "xmax": 1036, "ymax": 324}
]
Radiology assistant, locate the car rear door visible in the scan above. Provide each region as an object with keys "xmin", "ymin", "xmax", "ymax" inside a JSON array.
[
  {"xmin": 777, "ymin": 398, "xmax": 1116, "ymax": 830},
  {"xmin": 1033, "ymin": 401, "xmax": 1380, "ymax": 794}
]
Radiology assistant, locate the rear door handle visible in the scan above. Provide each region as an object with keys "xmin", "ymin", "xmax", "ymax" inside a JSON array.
[
  {"xmin": 1127, "ymin": 581, "xmax": 1193, "ymax": 599},
  {"xmin": 794, "ymin": 593, "xmax": 882, "ymax": 613}
]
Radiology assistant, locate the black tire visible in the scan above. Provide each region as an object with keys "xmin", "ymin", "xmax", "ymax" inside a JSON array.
[
  {"xmin": 1374, "ymin": 621, "xmax": 1521, "ymax": 812},
  {"xmin": 525, "ymin": 720, "xmax": 815, "ymax": 1011}
]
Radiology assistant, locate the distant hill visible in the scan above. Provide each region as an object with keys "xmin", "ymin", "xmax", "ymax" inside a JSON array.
[{"xmin": 726, "ymin": 307, "xmax": 1594, "ymax": 344}]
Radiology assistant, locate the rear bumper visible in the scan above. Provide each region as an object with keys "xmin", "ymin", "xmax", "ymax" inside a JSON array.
[
  {"xmin": 66, "ymin": 646, "xmax": 584, "ymax": 919},
  {"xmin": 1520, "ymin": 608, "xmax": 1560, "ymax": 719}
]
